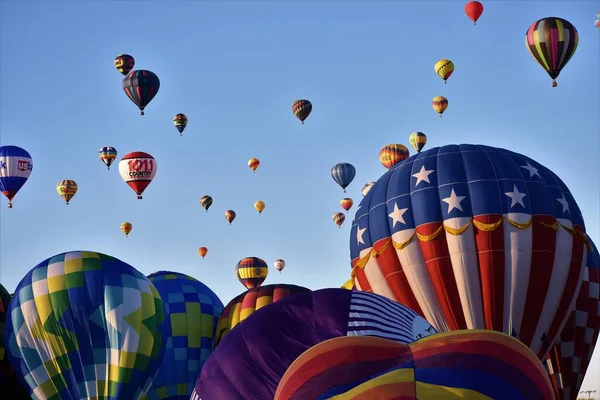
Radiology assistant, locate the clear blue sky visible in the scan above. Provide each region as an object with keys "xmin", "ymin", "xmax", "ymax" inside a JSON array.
[{"xmin": 1, "ymin": 0, "xmax": 599, "ymax": 395}]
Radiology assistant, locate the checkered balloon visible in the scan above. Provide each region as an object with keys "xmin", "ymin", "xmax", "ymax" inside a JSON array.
[
  {"xmin": 4, "ymin": 251, "xmax": 167, "ymax": 400},
  {"xmin": 144, "ymin": 271, "xmax": 223, "ymax": 400}
]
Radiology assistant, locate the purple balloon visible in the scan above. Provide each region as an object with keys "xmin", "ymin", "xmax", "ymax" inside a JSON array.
[{"xmin": 193, "ymin": 288, "xmax": 436, "ymax": 400}]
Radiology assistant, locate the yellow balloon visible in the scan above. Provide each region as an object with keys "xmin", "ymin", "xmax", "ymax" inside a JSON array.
[
  {"xmin": 120, "ymin": 222, "xmax": 133, "ymax": 237},
  {"xmin": 56, "ymin": 180, "xmax": 78, "ymax": 205},
  {"xmin": 254, "ymin": 200, "xmax": 265, "ymax": 214},
  {"xmin": 434, "ymin": 59, "xmax": 454, "ymax": 83},
  {"xmin": 432, "ymin": 96, "xmax": 449, "ymax": 117}
]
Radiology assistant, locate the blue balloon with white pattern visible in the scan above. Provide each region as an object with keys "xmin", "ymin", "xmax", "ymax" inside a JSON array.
[
  {"xmin": 145, "ymin": 271, "xmax": 224, "ymax": 400},
  {"xmin": 331, "ymin": 162, "xmax": 356, "ymax": 193},
  {"xmin": 0, "ymin": 145, "xmax": 33, "ymax": 208},
  {"xmin": 350, "ymin": 144, "xmax": 589, "ymax": 361}
]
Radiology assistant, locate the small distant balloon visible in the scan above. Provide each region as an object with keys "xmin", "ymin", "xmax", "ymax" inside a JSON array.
[
  {"xmin": 0, "ymin": 145, "xmax": 33, "ymax": 208},
  {"xmin": 173, "ymin": 113, "xmax": 188, "ymax": 136},
  {"xmin": 119, "ymin": 152, "xmax": 157, "ymax": 199},
  {"xmin": 409, "ymin": 132, "xmax": 427, "ymax": 153},
  {"xmin": 122, "ymin": 70, "xmax": 160, "ymax": 115},
  {"xmin": 225, "ymin": 210, "xmax": 236, "ymax": 224},
  {"xmin": 362, "ymin": 182, "xmax": 375, "ymax": 197},
  {"xmin": 274, "ymin": 259, "xmax": 286, "ymax": 273},
  {"xmin": 331, "ymin": 162, "xmax": 356, "ymax": 193},
  {"xmin": 114, "ymin": 54, "xmax": 135, "ymax": 75},
  {"xmin": 333, "ymin": 212, "xmax": 346, "ymax": 228},
  {"xmin": 235, "ymin": 257, "xmax": 268, "ymax": 290},
  {"xmin": 432, "ymin": 96, "xmax": 448, "ymax": 117},
  {"xmin": 98, "ymin": 146, "xmax": 117, "ymax": 170},
  {"xmin": 379, "ymin": 144, "xmax": 409, "ymax": 170},
  {"xmin": 120, "ymin": 222, "xmax": 132, "ymax": 237},
  {"xmin": 292, "ymin": 99, "xmax": 312, "ymax": 124},
  {"xmin": 340, "ymin": 198, "xmax": 353, "ymax": 213},
  {"xmin": 56, "ymin": 180, "xmax": 78, "ymax": 205},
  {"xmin": 434, "ymin": 59, "xmax": 454, "ymax": 83},
  {"xmin": 464, "ymin": 1, "xmax": 484, "ymax": 25},
  {"xmin": 596, "ymin": 12, "xmax": 600, "ymax": 28},
  {"xmin": 200, "ymin": 195, "xmax": 213, "ymax": 212},
  {"xmin": 248, "ymin": 157, "xmax": 260, "ymax": 172},
  {"xmin": 254, "ymin": 200, "xmax": 265, "ymax": 214},
  {"xmin": 198, "ymin": 247, "xmax": 208, "ymax": 259}
]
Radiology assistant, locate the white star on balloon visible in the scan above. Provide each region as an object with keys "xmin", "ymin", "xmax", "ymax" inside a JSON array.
[
  {"xmin": 504, "ymin": 185, "xmax": 527, "ymax": 208},
  {"xmin": 520, "ymin": 162, "xmax": 541, "ymax": 178},
  {"xmin": 442, "ymin": 189, "xmax": 466, "ymax": 213},
  {"xmin": 556, "ymin": 195, "xmax": 570, "ymax": 214},
  {"xmin": 412, "ymin": 166, "xmax": 435, "ymax": 186},
  {"xmin": 388, "ymin": 203, "xmax": 409, "ymax": 228},
  {"xmin": 357, "ymin": 226, "xmax": 367, "ymax": 245}
]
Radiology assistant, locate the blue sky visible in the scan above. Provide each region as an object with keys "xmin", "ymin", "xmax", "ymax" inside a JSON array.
[{"xmin": 1, "ymin": 0, "xmax": 599, "ymax": 395}]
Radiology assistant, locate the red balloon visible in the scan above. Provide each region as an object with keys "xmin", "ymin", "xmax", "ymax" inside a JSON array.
[{"xmin": 464, "ymin": 1, "xmax": 484, "ymax": 25}]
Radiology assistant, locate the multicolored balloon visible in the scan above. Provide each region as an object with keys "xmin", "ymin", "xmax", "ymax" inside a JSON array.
[
  {"xmin": 331, "ymin": 162, "xmax": 356, "ymax": 193},
  {"xmin": 361, "ymin": 181, "xmax": 375, "ymax": 197},
  {"xmin": 120, "ymin": 221, "xmax": 132, "ymax": 237},
  {"xmin": 98, "ymin": 146, "xmax": 117, "ymax": 170},
  {"xmin": 275, "ymin": 331, "xmax": 555, "ymax": 400},
  {"xmin": 340, "ymin": 198, "xmax": 353, "ymax": 213},
  {"xmin": 432, "ymin": 95, "xmax": 448, "ymax": 117},
  {"xmin": 409, "ymin": 132, "xmax": 427, "ymax": 153},
  {"xmin": 56, "ymin": 179, "xmax": 78, "ymax": 205},
  {"xmin": 350, "ymin": 144, "xmax": 590, "ymax": 360},
  {"xmin": 194, "ymin": 289, "xmax": 437, "ymax": 400},
  {"xmin": 434, "ymin": 59, "xmax": 454, "ymax": 83},
  {"xmin": 525, "ymin": 17, "xmax": 578, "ymax": 87},
  {"xmin": 146, "ymin": 271, "xmax": 223, "ymax": 400},
  {"xmin": 198, "ymin": 246, "xmax": 208, "ymax": 259},
  {"xmin": 464, "ymin": 1, "xmax": 484, "ymax": 25},
  {"xmin": 225, "ymin": 210, "xmax": 236, "ymax": 224},
  {"xmin": 235, "ymin": 256, "xmax": 268, "ymax": 290},
  {"xmin": 379, "ymin": 144, "xmax": 410, "ymax": 170},
  {"xmin": 254, "ymin": 200, "xmax": 265, "ymax": 214},
  {"xmin": 122, "ymin": 70, "xmax": 160, "ymax": 115},
  {"xmin": 248, "ymin": 157, "xmax": 260, "ymax": 172},
  {"xmin": 5, "ymin": 251, "xmax": 166, "ymax": 400},
  {"xmin": 173, "ymin": 113, "xmax": 188, "ymax": 136},
  {"xmin": 114, "ymin": 54, "xmax": 135, "ymax": 75},
  {"xmin": 545, "ymin": 239, "xmax": 600, "ymax": 400},
  {"xmin": 215, "ymin": 284, "xmax": 309, "ymax": 345},
  {"xmin": 200, "ymin": 195, "xmax": 213, "ymax": 212},
  {"xmin": 332, "ymin": 212, "xmax": 345, "ymax": 228},
  {"xmin": 291, "ymin": 99, "xmax": 312, "ymax": 124},
  {"xmin": 119, "ymin": 151, "xmax": 157, "ymax": 199},
  {"xmin": 274, "ymin": 259, "xmax": 286, "ymax": 273},
  {"xmin": 0, "ymin": 145, "xmax": 33, "ymax": 208}
]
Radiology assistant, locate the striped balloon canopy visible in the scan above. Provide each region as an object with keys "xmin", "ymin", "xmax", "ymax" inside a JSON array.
[{"xmin": 235, "ymin": 257, "xmax": 269, "ymax": 290}]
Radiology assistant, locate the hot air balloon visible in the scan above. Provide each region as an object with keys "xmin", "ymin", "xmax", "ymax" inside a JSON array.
[
  {"xmin": 274, "ymin": 259, "xmax": 286, "ymax": 273},
  {"xmin": 409, "ymin": 132, "xmax": 427, "ymax": 153},
  {"xmin": 362, "ymin": 181, "xmax": 375, "ymax": 197},
  {"xmin": 331, "ymin": 162, "xmax": 356, "ymax": 193},
  {"xmin": 596, "ymin": 12, "xmax": 600, "ymax": 28},
  {"xmin": 119, "ymin": 151, "xmax": 157, "ymax": 199},
  {"xmin": 194, "ymin": 289, "xmax": 437, "ymax": 400},
  {"xmin": 379, "ymin": 144, "xmax": 410, "ymax": 170},
  {"xmin": 464, "ymin": 1, "xmax": 484, "ymax": 25},
  {"xmin": 225, "ymin": 210, "xmax": 236, "ymax": 224},
  {"xmin": 292, "ymin": 99, "xmax": 312, "ymax": 124},
  {"xmin": 275, "ymin": 332, "xmax": 555, "ymax": 400},
  {"xmin": 200, "ymin": 195, "xmax": 213, "ymax": 212},
  {"xmin": 254, "ymin": 200, "xmax": 265, "ymax": 214},
  {"xmin": 248, "ymin": 157, "xmax": 260, "ymax": 172},
  {"xmin": 545, "ymin": 239, "xmax": 600, "ymax": 400},
  {"xmin": 432, "ymin": 95, "xmax": 448, "ymax": 117},
  {"xmin": 198, "ymin": 247, "xmax": 208, "ymax": 259},
  {"xmin": 333, "ymin": 212, "xmax": 346, "ymax": 228},
  {"xmin": 146, "ymin": 271, "xmax": 223, "ymax": 400},
  {"xmin": 5, "ymin": 251, "xmax": 166, "ymax": 400},
  {"xmin": 56, "ymin": 179, "xmax": 78, "ymax": 205},
  {"xmin": 215, "ymin": 284, "xmax": 309, "ymax": 345},
  {"xmin": 98, "ymin": 146, "xmax": 117, "ymax": 170},
  {"xmin": 122, "ymin": 70, "xmax": 160, "ymax": 115},
  {"xmin": 350, "ymin": 144, "xmax": 590, "ymax": 361},
  {"xmin": 340, "ymin": 198, "xmax": 353, "ymax": 213},
  {"xmin": 525, "ymin": 17, "xmax": 579, "ymax": 87},
  {"xmin": 120, "ymin": 221, "xmax": 132, "ymax": 237},
  {"xmin": 0, "ymin": 145, "xmax": 33, "ymax": 208},
  {"xmin": 114, "ymin": 54, "xmax": 135, "ymax": 75},
  {"xmin": 235, "ymin": 256, "xmax": 268, "ymax": 290},
  {"xmin": 173, "ymin": 113, "xmax": 188, "ymax": 136},
  {"xmin": 434, "ymin": 59, "xmax": 454, "ymax": 83}
]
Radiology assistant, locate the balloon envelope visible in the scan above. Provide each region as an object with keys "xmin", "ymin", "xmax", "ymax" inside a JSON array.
[
  {"xmin": 5, "ymin": 251, "xmax": 166, "ymax": 400},
  {"xmin": 0, "ymin": 145, "xmax": 33, "ymax": 208},
  {"xmin": 146, "ymin": 271, "xmax": 223, "ymax": 400}
]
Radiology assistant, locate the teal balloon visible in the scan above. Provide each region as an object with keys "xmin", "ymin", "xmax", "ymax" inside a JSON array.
[
  {"xmin": 145, "ymin": 271, "xmax": 224, "ymax": 400},
  {"xmin": 5, "ymin": 251, "xmax": 167, "ymax": 400}
]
